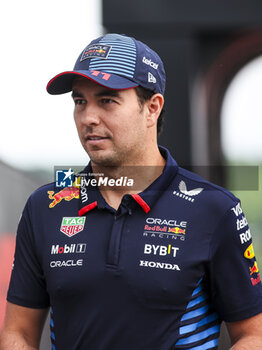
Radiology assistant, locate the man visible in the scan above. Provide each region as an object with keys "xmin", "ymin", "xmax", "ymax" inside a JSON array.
[{"xmin": 0, "ymin": 33, "xmax": 262, "ymax": 350}]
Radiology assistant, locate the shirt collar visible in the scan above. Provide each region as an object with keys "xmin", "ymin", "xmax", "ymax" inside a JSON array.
[
  {"xmin": 78, "ymin": 163, "xmax": 109, "ymax": 216},
  {"xmin": 131, "ymin": 146, "xmax": 178, "ymax": 212},
  {"xmin": 78, "ymin": 145, "xmax": 178, "ymax": 216}
]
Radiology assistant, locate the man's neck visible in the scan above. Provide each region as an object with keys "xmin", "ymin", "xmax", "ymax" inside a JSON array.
[{"xmin": 91, "ymin": 148, "xmax": 166, "ymax": 210}]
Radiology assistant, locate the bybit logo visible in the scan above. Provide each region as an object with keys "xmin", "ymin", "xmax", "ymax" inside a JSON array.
[{"xmin": 144, "ymin": 244, "xmax": 179, "ymax": 257}]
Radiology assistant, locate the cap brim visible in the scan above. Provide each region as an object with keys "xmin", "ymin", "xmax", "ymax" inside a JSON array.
[{"xmin": 47, "ymin": 70, "xmax": 138, "ymax": 95}]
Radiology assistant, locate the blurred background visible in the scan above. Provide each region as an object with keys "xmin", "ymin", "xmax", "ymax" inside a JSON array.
[{"xmin": 0, "ymin": 1, "xmax": 261, "ymax": 349}]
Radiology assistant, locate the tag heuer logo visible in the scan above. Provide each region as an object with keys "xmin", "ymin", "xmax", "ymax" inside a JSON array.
[{"xmin": 60, "ymin": 217, "xmax": 86, "ymax": 237}]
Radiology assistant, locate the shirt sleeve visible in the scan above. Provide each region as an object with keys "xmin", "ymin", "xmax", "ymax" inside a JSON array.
[
  {"xmin": 7, "ymin": 198, "xmax": 50, "ymax": 308},
  {"xmin": 208, "ymin": 201, "xmax": 262, "ymax": 322}
]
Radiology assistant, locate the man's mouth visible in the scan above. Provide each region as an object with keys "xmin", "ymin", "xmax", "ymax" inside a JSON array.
[
  {"xmin": 87, "ymin": 136, "xmax": 107, "ymax": 140},
  {"xmin": 85, "ymin": 135, "xmax": 110, "ymax": 145}
]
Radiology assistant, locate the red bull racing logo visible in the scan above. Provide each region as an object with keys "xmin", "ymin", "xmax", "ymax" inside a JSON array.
[
  {"xmin": 143, "ymin": 217, "xmax": 187, "ymax": 241},
  {"xmin": 47, "ymin": 187, "xmax": 79, "ymax": 208},
  {"xmin": 168, "ymin": 227, "xmax": 186, "ymax": 235},
  {"xmin": 80, "ymin": 44, "xmax": 111, "ymax": 61},
  {"xmin": 251, "ymin": 273, "xmax": 261, "ymax": 286},
  {"xmin": 243, "ymin": 244, "xmax": 261, "ymax": 286},
  {"xmin": 95, "ymin": 49, "xmax": 106, "ymax": 54},
  {"xmin": 249, "ymin": 261, "xmax": 259, "ymax": 276},
  {"xmin": 244, "ymin": 244, "xmax": 255, "ymax": 259},
  {"xmin": 250, "ymin": 261, "xmax": 261, "ymax": 286}
]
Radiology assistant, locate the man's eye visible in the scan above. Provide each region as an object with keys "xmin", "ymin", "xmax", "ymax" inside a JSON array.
[
  {"xmin": 74, "ymin": 99, "xmax": 86, "ymax": 105},
  {"xmin": 101, "ymin": 98, "xmax": 115, "ymax": 104}
]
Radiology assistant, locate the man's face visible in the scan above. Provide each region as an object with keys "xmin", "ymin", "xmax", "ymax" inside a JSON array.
[{"xmin": 72, "ymin": 78, "xmax": 148, "ymax": 167}]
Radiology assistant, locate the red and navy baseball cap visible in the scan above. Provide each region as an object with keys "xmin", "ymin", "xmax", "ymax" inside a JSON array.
[{"xmin": 47, "ymin": 33, "xmax": 166, "ymax": 95}]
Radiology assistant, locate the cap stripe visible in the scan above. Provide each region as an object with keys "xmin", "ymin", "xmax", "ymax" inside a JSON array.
[
  {"xmin": 90, "ymin": 61, "xmax": 135, "ymax": 69},
  {"xmin": 47, "ymin": 33, "xmax": 166, "ymax": 96},
  {"xmin": 92, "ymin": 56, "xmax": 136, "ymax": 67},
  {"xmin": 89, "ymin": 63, "xmax": 135, "ymax": 78},
  {"xmin": 107, "ymin": 49, "xmax": 136, "ymax": 57},
  {"xmin": 110, "ymin": 50, "xmax": 136, "ymax": 58},
  {"xmin": 99, "ymin": 33, "xmax": 135, "ymax": 44},
  {"xmin": 89, "ymin": 34, "xmax": 137, "ymax": 79},
  {"xmin": 89, "ymin": 63, "xmax": 135, "ymax": 74}
]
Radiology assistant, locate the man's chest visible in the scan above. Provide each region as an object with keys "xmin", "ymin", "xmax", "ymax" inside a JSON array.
[{"xmin": 38, "ymin": 204, "xmax": 212, "ymax": 310}]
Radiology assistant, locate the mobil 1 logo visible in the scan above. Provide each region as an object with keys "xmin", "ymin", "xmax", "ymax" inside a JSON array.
[{"xmin": 51, "ymin": 243, "xmax": 87, "ymax": 255}]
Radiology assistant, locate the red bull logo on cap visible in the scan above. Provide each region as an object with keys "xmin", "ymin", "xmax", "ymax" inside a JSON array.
[
  {"xmin": 96, "ymin": 49, "xmax": 106, "ymax": 54},
  {"xmin": 80, "ymin": 44, "xmax": 111, "ymax": 61}
]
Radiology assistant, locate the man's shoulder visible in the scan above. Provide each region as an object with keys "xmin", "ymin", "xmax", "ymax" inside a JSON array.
[
  {"xmin": 22, "ymin": 182, "xmax": 56, "ymax": 209},
  {"xmin": 29, "ymin": 182, "xmax": 56, "ymax": 200},
  {"xmin": 30, "ymin": 182, "xmax": 80, "ymax": 199},
  {"xmin": 24, "ymin": 182, "xmax": 80, "ymax": 213},
  {"xmin": 174, "ymin": 166, "xmax": 239, "ymax": 209},
  {"xmin": 161, "ymin": 146, "xmax": 239, "ymax": 208}
]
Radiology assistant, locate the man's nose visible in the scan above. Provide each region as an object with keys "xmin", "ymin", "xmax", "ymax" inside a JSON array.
[{"xmin": 81, "ymin": 105, "xmax": 101, "ymax": 126}]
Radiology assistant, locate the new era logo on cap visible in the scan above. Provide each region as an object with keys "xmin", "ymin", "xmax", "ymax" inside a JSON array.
[
  {"xmin": 148, "ymin": 72, "xmax": 156, "ymax": 84},
  {"xmin": 47, "ymin": 33, "xmax": 166, "ymax": 95}
]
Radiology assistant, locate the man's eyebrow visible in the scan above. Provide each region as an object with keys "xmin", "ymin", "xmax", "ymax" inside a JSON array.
[
  {"xmin": 95, "ymin": 89, "xmax": 122, "ymax": 99},
  {"xmin": 71, "ymin": 88, "xmax": 123, "ymax": 99},
  {"xmin": 71, "ymin": 90, "xmax": 84, "ymax": 99}
]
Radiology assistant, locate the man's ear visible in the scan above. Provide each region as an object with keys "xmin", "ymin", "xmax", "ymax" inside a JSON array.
[{"xmin": 146, "ymin": 93, "xmax": 164, "ymax": 128}]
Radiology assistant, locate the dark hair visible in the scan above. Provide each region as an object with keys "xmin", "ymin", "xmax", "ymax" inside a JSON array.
[{"xmin": 135, "ymin": 86, "xmax": 166, "ymax": 136}]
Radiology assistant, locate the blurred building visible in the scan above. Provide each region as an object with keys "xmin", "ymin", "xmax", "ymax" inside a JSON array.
[
  {"xmin": 0, "ymin": 160, "xmax": 44, "ymax": 234},
  {"xmin": 0, "ymin": 160, "xmax": 50, "ymax": 349},
  {"xmin": 103, "ymin": 0, "xmax": 262, "ymax": 186}
]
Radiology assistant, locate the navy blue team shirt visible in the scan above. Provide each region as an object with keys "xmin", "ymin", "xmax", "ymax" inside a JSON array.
[{"xmin": 7, "ymin": 147, "xmax": 262, "ymax": 350}]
